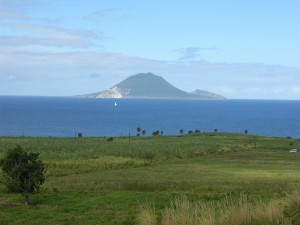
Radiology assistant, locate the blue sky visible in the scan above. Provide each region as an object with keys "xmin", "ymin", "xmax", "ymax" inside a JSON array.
[{"xmin": 0, "ymin": 0, "xmax": 300, "ymax": 99}]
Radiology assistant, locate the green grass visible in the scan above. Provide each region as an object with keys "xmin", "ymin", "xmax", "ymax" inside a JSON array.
[{"xmin": 1, "ymin": 133, "xmax": 300, "ymax": 224}]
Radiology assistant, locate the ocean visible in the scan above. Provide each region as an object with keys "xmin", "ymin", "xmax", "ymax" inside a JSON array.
[{"xmin": 0, "ymin": 96, "xmax": 299, "ymax": 138}]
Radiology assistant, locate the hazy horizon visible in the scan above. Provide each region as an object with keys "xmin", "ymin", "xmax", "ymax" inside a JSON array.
[{"xmin": 0, "ymin": 0, "xmax": 300, "ymax": 100}]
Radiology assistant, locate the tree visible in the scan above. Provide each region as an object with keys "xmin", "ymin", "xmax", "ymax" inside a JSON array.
[
  {"xmin": 244, "ymin": 129, "xmax": 248, "ymax": 135},
  {"xmin": 180, "ymin": 129, "xmax": 184, "ymax": 135},
  {"xmin": 142, "ymin": 130, "xmax": 146, "ymax": 136},
  {"xmin": 137, "ymin": 127, "xmax": 141, "ymax": 134},
  {"xmin": 152, "ymin": 130, "xmax": 159, "ymax": 136},
  {"xmin": 195, "ymin": 129, "xmax": 201, "ymax": 134},
  {"xmin": 0, "ymin": 145, "xmax": 45, "ymax": 205}
]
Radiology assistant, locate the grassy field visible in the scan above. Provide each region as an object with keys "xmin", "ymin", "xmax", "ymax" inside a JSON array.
[{"xmin": 0, "ymin": 133, "xmax": 300, "ymax": 224}]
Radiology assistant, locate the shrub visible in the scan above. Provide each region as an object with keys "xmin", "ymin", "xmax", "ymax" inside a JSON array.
[{"xmin": 107, "ymin": 137, "xmax": 114, "ymax": 142}]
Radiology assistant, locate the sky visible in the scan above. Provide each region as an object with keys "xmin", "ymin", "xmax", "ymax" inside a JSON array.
[{"xmin": 0, "ymin": 0, "xmax": 300, "ymax": 99}]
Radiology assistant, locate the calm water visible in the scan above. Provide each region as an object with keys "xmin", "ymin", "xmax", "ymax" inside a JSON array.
[{"xmin": 0, "ymin": 96, "xmax": 299, "ymax": 138}]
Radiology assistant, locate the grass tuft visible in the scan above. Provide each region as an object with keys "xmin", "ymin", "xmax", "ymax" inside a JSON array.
[
  {"xmin": 136, "ymin": 201, "xmax": 157, "ymax": 225},
  {"xmin": 284, "ymin": 191, "xmax": 300, "ymax": 224},
  {"xmin": 138, "ymin": 195, "xmax": 293, "ymax": 225}
]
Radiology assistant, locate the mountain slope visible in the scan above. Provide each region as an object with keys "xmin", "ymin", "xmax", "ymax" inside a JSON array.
[
  {"xmin": 77, "ymin": 73, "xmax": 226, "ymax": 100},
  {"xmin": 191, "ymin": 89, "xmax": 226, "ymax": 100}
]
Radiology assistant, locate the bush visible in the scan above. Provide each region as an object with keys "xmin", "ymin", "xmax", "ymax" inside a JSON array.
[{"xmin": 107, "ymin": 137, "xmax": 114, "ymax": 142}]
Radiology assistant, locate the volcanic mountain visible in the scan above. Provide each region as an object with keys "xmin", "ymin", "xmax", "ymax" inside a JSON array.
[{"xmin": 77, "ymin": 73, "xmax": 226, "ymax": 100}]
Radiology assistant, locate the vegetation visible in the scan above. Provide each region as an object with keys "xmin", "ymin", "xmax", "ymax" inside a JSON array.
[
  {"xmin": 152, "ymin": 130, "xmax": 160, "ymax": 136},
  {"xmin": 79, "ymin": 73, "xmax": 226, "ymax": 99},
  {"xmin": 142, "ymin": 130, "xmax": 146, "ymax": 136},
  {"xmin": 107, "ymin": 137, "xmax": 114, "ymax": 142},
  {"xmin": 137, "ymin": 127, "xmax": 141, "ymax": 136},
  {"xmin": 0, "ymin": 145, "xmax": 45, "ymax": 205},
  {"xmin": 138, "ymin": 193, "xmax": 300, "ymax": 225},
  {"xmin": 0, "ymin": 132, "xmax": 300, "ymax": 224}
]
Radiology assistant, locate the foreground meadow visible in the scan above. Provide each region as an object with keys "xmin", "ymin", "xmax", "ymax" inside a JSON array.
[{"xmin": 0, "ymin": 133, "xmax": 300, "ymax": 224}]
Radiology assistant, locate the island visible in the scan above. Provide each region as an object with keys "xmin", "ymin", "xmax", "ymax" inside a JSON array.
[{"xmin": 76, "ymin": 72, "xmax": 226, "ymax": 100}]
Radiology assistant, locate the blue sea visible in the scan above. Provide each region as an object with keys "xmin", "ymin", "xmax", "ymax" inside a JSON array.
[{"xmin": 0, "ymin": 96, "xmax": 299, "ymax": 138}]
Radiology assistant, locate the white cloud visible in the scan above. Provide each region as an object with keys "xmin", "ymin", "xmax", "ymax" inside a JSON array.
[
  {"xmin": 0, "ymin": 1, "xmax": 28, "ymax": 19},
  {"xmin": 213, "ymin": 86, "xmax": 235, "ymax": 95},
  {"xmin": 83, "ymin": 8, "xmax": 120, "ymax": 21},
  {"xmin": 244, "ymin": 87, "xmax": 285, "ymax": 94},
  {"xmin": 175, "ymin": 47, "xmax": 219, "ymax": 60},
  {"xmin": 0, "ymin": 10, "xmax": 25, "ymax": 19},
  {"xmin": 0, "ymin": 23, "xmax": 100, "ymax": 49},
  {"xmin": 1, "ymin": 47, "xmax": 300, "ymax": 99},
  {"xmin": 292, "ymin": 87, "xmax": 300, "ymax": 94}
]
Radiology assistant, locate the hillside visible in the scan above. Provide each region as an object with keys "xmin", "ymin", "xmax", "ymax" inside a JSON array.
[
  {"xmin": 0, "ymin": 134, "xmax": 299, "ymax": 224},
  {"xmin": 77, "ymin": 72, "xmax": 226, "ymax": 100},
  {"xmin": 191, "ymin": 89, "xmax": 226, "ymax": 100}
]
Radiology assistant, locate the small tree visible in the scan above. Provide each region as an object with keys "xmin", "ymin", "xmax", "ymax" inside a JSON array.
[
  {"xmin": 180, "ymin": 129, "xmax": 184, "ymax": 135},
  {"xmin": 0, "ymin": 145, "xmax": 45, "ymax": 205},
  {"xmin": 137, "ymin": 127, "xmax": 141, "ymax": 134},
  {"xmin": 142, "ymin": 130, "xmax": 146, "ymax": 136},
  {"xmin": 195, "ymin": 129, "xmax": 201, "ymax": 133},
  {"xmin": 152, "ymin": 130, "xmax": 159, "ymax": 136}
]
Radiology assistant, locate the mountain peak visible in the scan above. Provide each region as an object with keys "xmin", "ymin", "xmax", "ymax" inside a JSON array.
[
  {"xmin": 77, "ymin": 73, "xmax": 226, "ymax": 100},
  {"xmin": 131, "ymin": 72, "xmax": 158, "ymax": 77}
]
